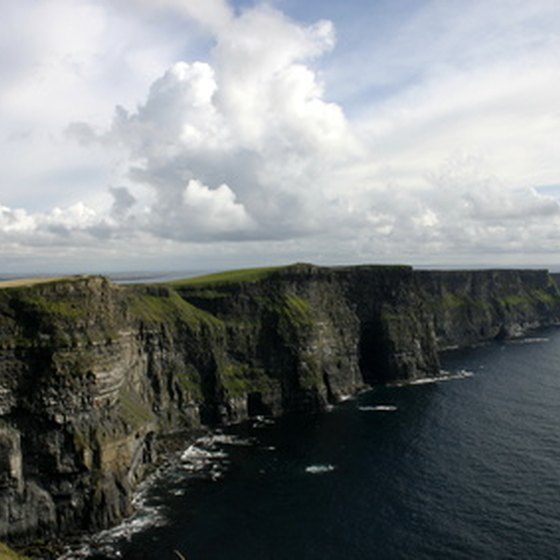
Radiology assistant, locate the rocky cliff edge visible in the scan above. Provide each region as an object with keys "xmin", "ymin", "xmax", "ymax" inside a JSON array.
[{"xmin": 1, "ymin": 264, "xmax": 559, "ymax": 546}]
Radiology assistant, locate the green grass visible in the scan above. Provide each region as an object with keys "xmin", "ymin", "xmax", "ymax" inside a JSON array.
[
  {"xmin": 118, "ymin": 389, "xmax": 155, "ymax": 430},
  {"xmin": 499, "ymin": 294, "xmax": 529, "ymax": 307},
  {"xmin": 127, "ymin": 288, "xmax": 221, "ymax": 328},
  {"xmin": 0, "ymin": 542, "xmax": 30, "ymax": 559},
  {"xmin": 18, "ymin": 296, "xmax": 87, "ymax": 319},
  {"xmin": 281, "ymin": 294, "xmax": 312, "ymax": 327},
  {"xmin": 440, "ymin": 292, "xmax": 466, "ymax": 310},
  {"xmin": 219, "ymin": 362, "xmax": 277, "ymax": 396},
  {"xmin": 0, "ymin": 277, "xmax": 110, "ymax": 326},
  {"xmin": 220, "ymin": 363, "xmax": 251, "ymax": 395},
  {"xmin": 531, "ymin": 289, "xmax": 558, "ymax": 304},
  {"xmin": 381, "ymin": 310, "xmax": 403, "ymax": 321},
  {"xmin": 170, "ymin": 266, "xmax": 284, "ymax": 286},
  {"xmin": 498, "ymin": 289, "xmax": 560, "ymax": 308},
  {"xmin": 176, "ymin": 366, "xmax": 203, "ymax": 399},
  {"xmin": 0, "ymin": 277, "xmax": 67, "ymax": 289},
  {"xmin": 0, "ymin": 275, "xmax": 101, "ymax": 291}
]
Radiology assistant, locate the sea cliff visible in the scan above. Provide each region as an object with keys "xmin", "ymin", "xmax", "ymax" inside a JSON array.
[{"xmin": 1, "ymin": 264, "xmax": 559, "ymax": 549}]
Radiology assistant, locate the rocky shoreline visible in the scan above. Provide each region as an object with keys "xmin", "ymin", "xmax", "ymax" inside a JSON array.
[{"xmin": 1, "ymin": 263, "xmax": 559, "ymax": 553}]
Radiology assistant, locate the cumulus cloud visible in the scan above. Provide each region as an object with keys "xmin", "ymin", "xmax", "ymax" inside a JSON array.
[
  {"xmin": 147, "ymin": 179, "xmax": 254, "ymax": 240},
  {"xmin": 0, "ymin": 202, "xmax": 100, "ymax": 245},
  {"xmin": 102, "ymin": 4, "xmax": 360, "ymax": 241},
  {"xmin": 2, "ymin": 0, "xmax": 560, "ymax": 269}
]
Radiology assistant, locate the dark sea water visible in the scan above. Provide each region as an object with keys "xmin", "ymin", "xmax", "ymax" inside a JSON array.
[{"xmin": 72, "ymin": 329, "xmax": 560, "ymax": 560}]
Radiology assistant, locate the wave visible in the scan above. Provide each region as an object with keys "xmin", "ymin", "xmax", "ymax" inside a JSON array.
[
  {"xmin": 358, "ymin": 405, "xmax": 397, "ymax": 412},
  {"xmin": 305, "ymin": 464, "xmax": 336, "ymax": 474},
  {"xmin": 181, "ymin": 433, "xmax": 255, "ymax": 481},
  {"xmin": 507, "ymin": 337, "xmax": 549, "ymax": 345},
  {"xmin": 59, "ymin": 485, "xmax": 166, "ymax": 559},
  {"xmin": 60, "ymin": 432, "xmax": 256, "ymax": 558},
  {"xmin": 251, "ymin": 416, "xmax": 276, "ymax": 428},
  {"xmin": 389, "ymin": 369, "xmax": 474, "ymax": 387}
]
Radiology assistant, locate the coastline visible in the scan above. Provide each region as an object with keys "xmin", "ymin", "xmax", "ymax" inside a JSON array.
[{"xmin": 1, "ymin": 264, "xmax": 560, "ymax": 552}]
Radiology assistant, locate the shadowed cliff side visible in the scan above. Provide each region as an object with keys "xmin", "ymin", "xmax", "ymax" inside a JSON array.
[
  {"xmin": 0, "ymin": 265, "xmax": 559, "ymax": 549},
  {"xmin": 416, "ymin": 269, "xmax": 560, "ymax": 349},
  {"xmin": 0, "ymin": 277, "xmax": 226, "ymax": 545}
]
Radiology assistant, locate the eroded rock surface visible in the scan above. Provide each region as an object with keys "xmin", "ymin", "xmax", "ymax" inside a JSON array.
[{"xmin": 0, "ymin": 265, "xmax": 558, "ymax": 544}]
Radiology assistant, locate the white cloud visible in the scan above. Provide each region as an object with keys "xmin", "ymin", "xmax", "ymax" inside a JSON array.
[
  {"xmin": 100, "ymin": 5, "xmax": 359, "ymax": 241},
  {"xmin": 127, "ymin": 0, "xmax": 234, "ymax": 32},
  {"xmin": 2, "ymin": 0, "xmax": 560, "ymax": 271},
  {"xmin": 156, "ymin": 179, "xmax": 255, "ymax": 239}
]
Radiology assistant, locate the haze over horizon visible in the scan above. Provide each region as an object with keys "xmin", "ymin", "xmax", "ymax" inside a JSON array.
[{"xmin": 2, "ymin": 0, "xmax": 560, "ymax": 273}]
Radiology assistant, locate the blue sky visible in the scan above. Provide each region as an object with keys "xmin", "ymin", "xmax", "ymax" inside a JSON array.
[{"xmin": 1, "ymin": 0, "xmax": 560, "ymax": 273}]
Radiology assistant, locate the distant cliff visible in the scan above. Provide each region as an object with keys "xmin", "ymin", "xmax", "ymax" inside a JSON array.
[
  {"xmin": 1, "ymin": 264, "xmax": 559, "ymax": 548},
  {"xmin": 416, "ymin": 269, "xmax": 560, "ymax": 348}
]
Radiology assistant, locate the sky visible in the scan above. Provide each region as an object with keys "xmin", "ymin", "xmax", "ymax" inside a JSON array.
[{"xmin": 2, "ymin": 0, "xmax": 560, "ymax": 273}]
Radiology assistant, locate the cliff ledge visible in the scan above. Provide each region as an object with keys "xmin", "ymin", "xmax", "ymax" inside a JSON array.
[{"xmin": 1, "ymin": 264, "xmax": 559, "ymax": 547}]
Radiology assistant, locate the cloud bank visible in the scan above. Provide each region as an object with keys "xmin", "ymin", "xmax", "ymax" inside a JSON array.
[{"xmin": 1, "ymin": 0, "xmax": 560, "ymax": 270}]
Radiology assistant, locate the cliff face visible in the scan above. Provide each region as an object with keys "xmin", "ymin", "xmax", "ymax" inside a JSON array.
[
  {"xmin": 0, "ymin": 265, "xmax": 559, "ymax": 546},
  {"xmin": 0, "ymin": 277, "xmax": 225, "ymax": 543},
  {"xmin": 0, "ymin": 277, "xmax": 151, "ymax": 542},
  {"xmin": 416, "ymin": 269, "xmax": 560, "ymax": 349}
]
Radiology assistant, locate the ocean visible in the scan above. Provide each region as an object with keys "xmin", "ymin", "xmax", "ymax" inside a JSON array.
[{"xmin": 65, "ymin": 328, "xmax": 560, "ymax": 559}]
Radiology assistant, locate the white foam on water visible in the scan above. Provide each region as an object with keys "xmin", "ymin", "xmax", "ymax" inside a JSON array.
[
  {"xmin": 359, "ymin": 405, "xmax": 397, "ymax": 412},
  {"xmin": 251, "ymin": 416, "xmax": 275, "ymax": 428},
  {"xmin": 305, "ymin": 464, "xmax": 336, "ymax": 474},
  {"xmin": 180, "ymin": 443, "xmax": 228, "ymax": 478},
  {"xmin": 507, "ymin": 337, "xmax": 549, "ymax": 345},
  {"xmin": 200, "ymin": 433, "xmax": 256, "ymax": 446},
  {"xmin": 180, "ymin": 433, "xmax": 256, "ymax": 481},
  {"xmin": 60, "ymin": 432, "xmax": 256, "ymax": 558},
  {"xmin": 58, "ymin": 455, "xmax": 177, "ymax": 559},
  {"xmin": 59, "ymin": 500, "xmax": 166, "ymax": 559},
  {"xmin": 389, "ymin": 369, "xmax": 474, "ymax": 387}
]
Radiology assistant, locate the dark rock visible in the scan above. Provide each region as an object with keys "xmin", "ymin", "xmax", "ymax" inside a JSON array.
[{"xmin": 0, "ymin": 266, "xmax": 559, "ymax": 546}]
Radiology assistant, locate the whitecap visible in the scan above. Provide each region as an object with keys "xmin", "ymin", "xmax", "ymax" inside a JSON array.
[
  {"xmin": 199, "ymin": 434, "xmax": 256, "ymax": 446},
  {"xmin": 305, "ymin": 464, "xmax": 336, "ymax": 474},
  {"xmin": 507, "ymin": 337, "xmax": 549, "ymax": 345},
  {"xmin": 389, "ymin": 369, "xmax": 473, "ymax": 387},
  {"xmin": 359, "ymin": 405, "xmax": 397, "ymax": 412},
  {"xmin": 59, "ymin": 500, "xmax": 166, "ymax": 559},
  {"xmin": 60, "ymin": 432, "xmax": 250, "ymax": 558},
  {"xmin": 251, "ymin": 416, "xmax": 275, "ymax": 428}
]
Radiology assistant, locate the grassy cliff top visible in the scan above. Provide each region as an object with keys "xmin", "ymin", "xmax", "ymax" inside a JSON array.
[
  {"xmin": 0, "ymin": 275, "xmax": 104, "ymax": 291},
  {"xmin": 0, "ymin": 277, "xmax": 69, "ymax": 290},
  {"xmin": 170, "ymin": 265, "xmax": 286, "ymax": 286},
  {"xmin": 170, "ymin": 263, "xmax": 416, "ymax": 288}
]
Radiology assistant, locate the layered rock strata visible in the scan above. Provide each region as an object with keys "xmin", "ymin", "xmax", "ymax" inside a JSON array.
[{"xmin": 0, "ymin": 265, "xmax": 558, "ymax": 545}]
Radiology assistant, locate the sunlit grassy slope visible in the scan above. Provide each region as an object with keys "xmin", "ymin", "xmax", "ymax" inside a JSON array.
[
  {"xmin": 170, "ymin": 265, "xmax": 285, "ymax": 286},
  {"xmin": 0, "ymin": 542, "xmax": 30, "ymax": 559},
  {"xmin": 0, "ymin": 277, "xmax": 68, "ymax": 289}
]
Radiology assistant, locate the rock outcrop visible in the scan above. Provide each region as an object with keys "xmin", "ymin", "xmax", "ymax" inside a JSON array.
[
  {"xmin": 416, "ymin": 269, "xmax": 560, "ymax": 348},
  {"xmin": 0, "ymin": 264, "xmax": 559, "ymax": 547}
]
